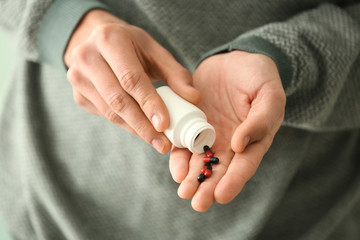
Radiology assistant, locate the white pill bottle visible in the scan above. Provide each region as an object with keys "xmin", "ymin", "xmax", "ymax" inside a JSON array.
[{"xmin": 153, "ymin": 81, "xmax": 216, "ymax": 154}]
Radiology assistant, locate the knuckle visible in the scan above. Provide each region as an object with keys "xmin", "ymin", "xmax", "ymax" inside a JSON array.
[
  {"xmin": 119, "ymin": 70, "xmax": 142, "ymax": 93},
  {"xmin": 67, "ymin": 67, "xmax": 81, "ymax": 86},
  {"xmin": 73, "ymin": 92, "xmax": 86, "ymax": 107},
  {"xmin": 93, "ymin": 25, "xmax": 112, "ymax": 45},
  {"xmin": 107, "ymin": 92, "xmax": 127, "ymax": 113},
  {"xmin": 139, "ymin": 93, "xmax": 156, "ymax": 114},
  {"xmin": 177, "ymin": 67, "xmax": 192, "ymax": 79},
  {"xmin": 133, "ymin": 121, "xmax": 151, "ymax": 141},
  {"xmin": 72, "ymin": 44, "xmax": 90, "ymax": 64},
  {"xmin": 93, "ymin": 24, "xmax": 128, "ymax": 45},
  {"xmin": 104, "ymin": 110, "xmax": 120, "ymax": 123}
]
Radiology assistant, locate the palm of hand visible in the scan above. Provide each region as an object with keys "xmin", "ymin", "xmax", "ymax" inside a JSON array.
[
  {"xmin": 195, "ymin": 58, "xmax": 251, "ymax": 151},
  {"xmin": 169, "ymin": 51, "xmax": 286, "ymax": 212}
]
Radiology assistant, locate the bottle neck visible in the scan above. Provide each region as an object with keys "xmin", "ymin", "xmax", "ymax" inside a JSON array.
[{"xmin": 180, "ymin": 117, "xmax": 215, "ymax": 154}]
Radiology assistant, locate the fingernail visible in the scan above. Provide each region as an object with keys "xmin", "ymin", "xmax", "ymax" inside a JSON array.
[
  {"xmin": 152, "ymin": 115, "xmax": 160, "ymax": 130},
  {"xmin": 243, "ymin": 136, "xmax": 250, "ymax": 150},
  {"xmin": 152, "ymin": 138, "xmax": 165, "ymax": 153}
]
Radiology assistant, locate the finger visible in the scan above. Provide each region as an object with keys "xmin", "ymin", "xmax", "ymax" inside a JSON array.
[
  {"xmin": 68, "ymin": 65, "xmax": 137, "ymax": 135},
  {"xmin": 177, "ymin": 154, "xmax": 204, "ymax": 200},
  {"xmin": 231, "ymin": 88, "xmax": 285, "ymax": 152},
  {"xmin": 72, "ymin": 45, "xmax": 171, "ymax": 153},
  {"xmin": 190, "ymin": 150, "xmax": 234, "ymax": 212},
  {"xmin": 93, "ymin": 26, "xmax": 170, "ymax": 132},
  {"xmin": 169, "ymin": 147, "xmax": 192, "ymax": 183},
  {"xmin": 163, "ymin": 64, "xmax": 201, "ymax": 105},
  {"xmin": 177, "ymin": 147, "xmax": 234, "ymax": 212},
  {"xmin": 72, "ymin": 90, "xmax": 101, "ymax": 116},
  {"xmin": 67, "ymin": 66, "xmax": 102, "ymax": 116},
  {"xmin": 215, "ymin": 136, "xmax": 272, "ymax": 204},
  {"xmin": 146, "ymin": 40, "xmax": 201, "ymax": 105}
]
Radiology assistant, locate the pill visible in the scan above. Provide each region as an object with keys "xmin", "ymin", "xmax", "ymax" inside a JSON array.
[
  {"xmin": 204, "ymin": 169, "xmax": 212, "ymax": 177},
  {"xmin": 198, "ymin": 146, "xmax": 218, "ymax": 182},
  {"xmin": 203, "ymin": 145, "xmax": 214, "ymax": 157},
  {"xmin": 197, "ymin": 173, "xmax": 206, "ymax": 182},
  {"xmin": 201, "ymin": 166, "xmax": 207, "ymax": 174},
  {"xmin": 201, "ymin": 164, "xmax": 212, "ymax": 174},
  {"xmin": 203, "ymin": 156, "xmax": 219, "ymax": 164},
  {"xmin": 203, "ymin": 145, "xmax": 211, "ymax": 152}
]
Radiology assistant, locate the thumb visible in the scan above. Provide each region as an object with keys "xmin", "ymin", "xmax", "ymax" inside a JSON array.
[
  {"xmin": 231, "ymin": 90, "xmax": 285, "ymax": 153},
  {"xmin": 162, "ymin": 64, "xmax": 201, "ymax": 105},
  {"xmin": 231, "ymin": 116, "xmax": 270, "ymax": 153},
  {"xmin": 148, "ymin": 40, "xmax": 201, "ymax": 105}
]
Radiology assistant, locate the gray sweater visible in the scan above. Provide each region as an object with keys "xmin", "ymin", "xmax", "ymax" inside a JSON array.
[{"xmin": 0, "ymin": 0, "xmax": 359, "ymax": 239}]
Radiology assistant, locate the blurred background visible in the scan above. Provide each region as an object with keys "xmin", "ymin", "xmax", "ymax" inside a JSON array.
[
  {"xmin": 0, "ymin": 29, "xmax": 15, "ymax": 240},
  {"xmin": 0, "ymin": 29, "xmax": 15, "ymax": 95}
]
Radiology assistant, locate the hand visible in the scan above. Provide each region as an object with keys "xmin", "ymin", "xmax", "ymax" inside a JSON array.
[
  {"xmin": 169, "ymin": 51, "xmax": 286, "ymax": 211},
  {"xmin": 65, "ymin": 10, "xmax": 200, "ymax": 153}
]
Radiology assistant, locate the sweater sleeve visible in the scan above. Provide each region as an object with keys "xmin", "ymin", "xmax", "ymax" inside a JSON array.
[
  {"xmin": 37, "ymin": 0, "xmax": 111, "ymax": 69},
  {"xmin": 0, "ymin": 0, "xmax": 110, "ymax": 67},
  {"xmin": 198, "ymin": 2, "xmax": 360, "ymax": 131}
]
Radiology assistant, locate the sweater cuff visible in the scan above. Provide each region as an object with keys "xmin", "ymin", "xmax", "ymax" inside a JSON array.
[
  {"xmin": 37, "ymin": 0, "xmax": 111, "ymax": 70},
  {"xmin": 197, "ymin": 36, "xmax": 293, "ymax": 91}
]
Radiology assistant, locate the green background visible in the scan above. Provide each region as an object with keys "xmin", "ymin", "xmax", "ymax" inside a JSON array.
[
  {"xmin": 0, "ymin": 29, "xmax": 15, "ymax": 95},
  {"xmin": 0, "ymin": 29, "xmax": 14, "ymax": 240}
]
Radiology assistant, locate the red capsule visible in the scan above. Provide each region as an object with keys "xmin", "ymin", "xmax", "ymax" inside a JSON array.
[
  {"xmin": 203, "ymin": 145, "xmax": 214, "ymax": 157},
  {"xmin": 201, "ymin": 166, "xmax": 207, "ymax": 174},
  {"xmin": 205, "ymin": 150, "xmax": 214, "ymax": 157},
  {"xmin": 204, "ymin": 169, "xmax": 212, "ymax": 177},
  {"xmin": 203, "ymin": 156, "xmax": 219, "ymax": 164}
]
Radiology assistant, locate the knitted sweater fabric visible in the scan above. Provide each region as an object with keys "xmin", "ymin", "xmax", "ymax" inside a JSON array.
[{"xmin": 0, "ymin": 0, "xmax": 360, "ymax": 239}]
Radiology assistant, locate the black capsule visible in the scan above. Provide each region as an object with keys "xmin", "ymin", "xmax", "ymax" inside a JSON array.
[
  {"xmin": 197, "ymin": 173, "xmax": 206, "ymax": 182},
  {"xmin": 203, "ymin": 145, "xmax": 211, "ymax": 152},
  {"xmin": 203, "ymin": 156, "xmax": 219, "ymax": 164}
]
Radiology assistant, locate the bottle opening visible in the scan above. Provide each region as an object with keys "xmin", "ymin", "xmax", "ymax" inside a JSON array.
[
  {"xmin": 191, "ymin": 128, "xmax": 215, "ymax": 153},
  {"xmin": 179, "ymin": 114, "xmax": 216, "ymax": 154},
  {"xmin": 195, "ymin": 133, "xmax": 200, "ymax": 141}
]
